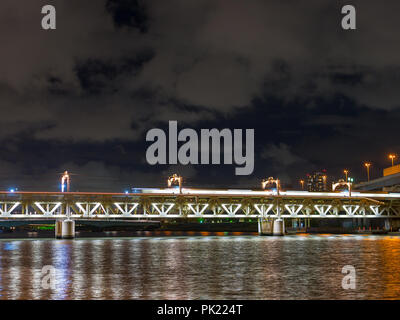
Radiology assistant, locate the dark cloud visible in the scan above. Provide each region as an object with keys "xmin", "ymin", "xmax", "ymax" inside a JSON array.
[
  {"xmin": 106, "ymin": 0, "xmax": 148, "ymax": 32},
  {"xmin": 0, "ymin": 0, "xmax": 399, "ymax": 191}
]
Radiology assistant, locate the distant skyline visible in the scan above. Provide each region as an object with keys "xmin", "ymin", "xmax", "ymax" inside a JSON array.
[{"xmin": 0, "ymin": 0, "xmax": 399, "ymax": 192}]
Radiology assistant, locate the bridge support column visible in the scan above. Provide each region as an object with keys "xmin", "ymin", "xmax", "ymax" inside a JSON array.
[
  {"xmin": 55, "ymin": 219, "xmax": 75, "ymax": 239},
  {"xmin": 384, "ymin": 218, "xmax": 391, "ymax": 231},
  {"xmin": 62, "ymin": 220, "xmax": 75, "ymax": 239},
  {"xmin": 273, "ymin": 218, "xmax": 285, "ymax": 236},
  {"xmin": 258, "ymin": 218, "xmax": 273, "ymax": 236},
  {"xmin": 55, "ymin": 220, "xmax": 63, "ymax": 239}
]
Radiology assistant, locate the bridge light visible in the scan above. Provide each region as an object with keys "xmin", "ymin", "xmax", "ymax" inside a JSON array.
[
  {"xmin": 364, "ymin": 162, "xmax": 371, "ymax": 181},
  {"xmin": 167, "ymin": 174, "xmax": 182, "ymax": 193},
  {"xmin": 344, "ymin": 170, "xmax": 349, "ymax": 181},
  {"xmin": 60, "ymin": 170, "xmax": 70, "ymax": 192},
  {"xmin": 389, "ymin": 154, "xmax": 396, "ymax": 167},
  {"xmin": 261, "ymin": 177, "xmax": 280, "ymax": 195}
]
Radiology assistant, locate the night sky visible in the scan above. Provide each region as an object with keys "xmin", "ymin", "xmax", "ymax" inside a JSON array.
[{"xmin": 0, "ymin": 0, "xmax": 399, "ymax": 191}]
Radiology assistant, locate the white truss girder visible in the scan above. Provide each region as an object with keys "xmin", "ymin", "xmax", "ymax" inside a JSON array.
[
  {"xmin": 0, "ymin": 194, "xmax": 396, "ymax": 219},
  {"xmin": 114, "ymin": 202, "xmax": 139, "ymax": 216},
  {"xmin": 151, "ymin": 203, "xmax": 174, "ymax": 216},
  {"xmin": 187, "ymin": 203, "xmax": 209, "ymax": 216},
  {"xmin": 34, "ymin": 202, "xmax": 62, "ymax": 216},
  {"xmin": 254, "ymin": 204, "xmax": 274, "ymax": 216},
  {"xmin": 370, "ymin": 205, "xmax": 385, "ymax": 216},
  {"xmin": 314, "ymin": 205, "xmax": 332, "ymax": 216},
  {"xmin": 221, "ymin": 204, "xmax": 241, "ymax": 216},
  {"xmin": 342, "ymin": 205, "xmax": 360, "ymax": 216},
  {"xmin": 0, "ymin": 202, "xmax": 20, "ymax": 216},
  {"xmin": 284, "ymin": 204, "xmax": 303, "ymax": 216},
  {"xmin": 76, "ymin": 202, "xmax": 107, "ymax": 217}
]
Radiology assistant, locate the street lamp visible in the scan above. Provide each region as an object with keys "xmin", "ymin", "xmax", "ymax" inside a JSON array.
[
  {"xmin": 364, "ymin": 162, "xmax": 371, "ymax": 182},
  {"xmin": 343, "ymin": 170, "xmax": 349, "ymax": 181},
  {"xmin": 261, "ymin": 177, "xmax": 280, "ymax": 195},
  {"xmin": 299, "ymin": 179, "xmax": 305, "ymax": 190},
  {"xmin": 168, "ymin": 174, "xmax": 182, "ymax": 193},
  {"xmin": 389, "ymin": 154, "xmax": 396, "ymax": 167}
]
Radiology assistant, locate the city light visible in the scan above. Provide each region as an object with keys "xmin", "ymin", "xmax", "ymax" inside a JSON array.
[
  {"xmin": 344, "ymin": 169, "xmax": 349, "ymax": 181},
  {"xmin": 389, "ymin": 154, "xmax": 396, "ymax": 167},
  {"xmin": 364, "ymin": 162, "xmax": 371, "ymax": 182}
]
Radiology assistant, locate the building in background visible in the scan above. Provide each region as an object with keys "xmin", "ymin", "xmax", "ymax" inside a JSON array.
[{"xmin": 306, "ymin": 171, "xmax": 328, "ymax": 192}]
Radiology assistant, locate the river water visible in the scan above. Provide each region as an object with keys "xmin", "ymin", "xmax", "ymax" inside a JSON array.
[{"xmin": 0, "ymin": 234, "xmax": 400, "ymax": 300}]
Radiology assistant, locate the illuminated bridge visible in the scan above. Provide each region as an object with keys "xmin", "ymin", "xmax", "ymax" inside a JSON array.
[
  {"xmin": 0, "ymin": 188, "xmax": 399, "ymax": 219},
  {"xmin": 1, "ymin": 188, "xmax": 399, "ymax": 237}
]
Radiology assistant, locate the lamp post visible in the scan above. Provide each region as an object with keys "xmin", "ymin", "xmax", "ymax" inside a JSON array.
[
  {"xmin": 299, "ymin": 180, "xmax": 304, "ymax": 190},
  {"xmin": 168, "ymin": 174, "xmax": 182, "ymax": 193},
  {"xmin": 389, "ymin": 154, "xmax": 396, "ymax": 167},
  {"xmin": 344, "ymin": 170, "xmax": 349, "ymax": 182},
  {"xmin": 364, "ymin": 162, "xmax": 371, "ymax": 182}
]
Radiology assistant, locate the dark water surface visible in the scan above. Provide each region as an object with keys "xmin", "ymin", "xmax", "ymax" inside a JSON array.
[{"xmin": 0, "ymin": 234, "xmax": 400, "ymax": 299}]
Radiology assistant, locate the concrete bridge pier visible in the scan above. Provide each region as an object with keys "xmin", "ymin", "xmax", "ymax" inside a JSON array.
[
  {"xmin": 258, "ymin": 218, "xmax": 285, "ymax": 236},
  {"xmin": 258, "ymin": 218, "xmax": 273, "ymax": 235},
  {"xmin": 55, "ymin": 219, "xmax": 75, "ymax": 239},
  {"xmin": 55, "ymin": 220, "xmax": 63, "ymax": 239},
  {"xmin": 273, "ymin": 218, "xmax": 285, "ymax": 236}
]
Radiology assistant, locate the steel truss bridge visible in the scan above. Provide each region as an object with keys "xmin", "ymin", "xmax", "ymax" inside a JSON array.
[{"xmin": 0, "ymin": 188, "xmax": 399, "ymax": 220}]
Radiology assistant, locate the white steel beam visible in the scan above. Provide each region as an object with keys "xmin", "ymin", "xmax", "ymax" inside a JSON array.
[
  {"xmin": 314, "ymin": 205, "xmax": 332, "ymax": 216},
  {"xmin": 254, "ymin": 204, "xmax": 274, "ymax": 216},
  {"xmin": 187, "ymin": 204, "xmax": 209, "ymax": 216},
  {"xmin": 342, "ymin": 205, "xmax": 360, "ymax": 216},
  {"xmin": 151, "ymin": 203, "xmax": 174, "ymax": 216},
  {"xmin": 284, "ymin": 204, "xmax": 303, "ymax": 216},
  {"xmin": 221, "ymin": 204, "xmax": 241, "ymax": 216}
]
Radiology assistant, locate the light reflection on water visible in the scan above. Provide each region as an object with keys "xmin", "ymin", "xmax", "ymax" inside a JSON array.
[{"xmin": 0, "ymin": 234, "xmax": 399, "ymax": 299}]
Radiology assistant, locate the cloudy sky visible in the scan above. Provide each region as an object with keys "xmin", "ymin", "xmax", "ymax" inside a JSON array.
[{"xmin": 0, "ymin": 0, "xmax": 399, "ymax": 191}]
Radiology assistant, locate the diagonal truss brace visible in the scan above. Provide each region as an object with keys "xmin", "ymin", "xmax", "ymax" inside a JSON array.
[
  {"xmin": 0, "ymin": 202, "xmax": 20, "ymax": 216},
  {"xmin": 188, "ymin": 204, "xmax": 209, "ymax": 216},
  {"xmin": 254, "ymin": 204, "xmax": 274, "ymax": 216},
  {"xmin": 221, "ymin": 204, "xmax": 241, "ymax": 216},
  {"xmin": 284, "ymin": 204, "xmax": 303, "ymax": 216},
  {"xmin": 114, "ymin": 203, "xmax": 139, "ymax": 216},
  {"xmin": 151, "ymin": 203, "xmax": 174, "ymax": 216},
  {"xmin": 314, "ymin": 205, "xmax": 332, "ymax": 216},
  {"xmin": 370, "ymin": 205, "xmax": 386, "ymax": 216},
  {"xmin": 76, "ymin": 202, "xmax": 107, "ymax": 217},
  {"xmin": 342, "ymin": 205, "xmax": 360, "ymax": 216},
  {"xmin": 34, "ymin": 202, "xmax": 62, "ymax": 216}
]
